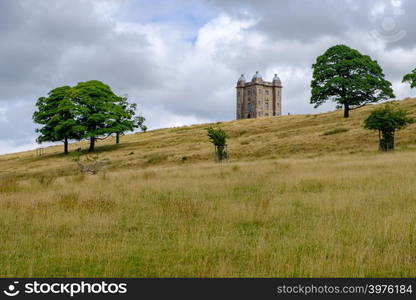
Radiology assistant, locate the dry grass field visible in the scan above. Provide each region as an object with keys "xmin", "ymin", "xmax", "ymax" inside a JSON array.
[{"xmin": 1, "ymin": 98, "xmax": 416, "ymax": 277}]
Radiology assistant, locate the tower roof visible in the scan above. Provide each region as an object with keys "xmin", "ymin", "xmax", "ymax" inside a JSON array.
[
  {"xmin": 237, "ymin": 74, "xmax": 246, "ymax": 87},
  {"xmin": 252, "ymin": 71, "xmax": 262, "ymax": 82},
  {"xmin": 273, "ymin": 73, "xmax": 282, "ymax": 85}
]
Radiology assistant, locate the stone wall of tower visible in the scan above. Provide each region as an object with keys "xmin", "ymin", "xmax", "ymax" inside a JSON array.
[
  {"xmin": 245, "ymin": 85, "xmax": 257, "ymax": 118},
  {"xmin": 273, "ymin": 86, "xmax": 282, "ymax": 116},
  {"xmin": 236, "ymin": 74, "xmax": 282, "ymax": 120},
  {"xmin": 236, "ymin": 87, "xmax": 244, "ymax": 119},
  {"xmin": 254, "ymin": 85, "xmax": 274, "ymax": 117}
]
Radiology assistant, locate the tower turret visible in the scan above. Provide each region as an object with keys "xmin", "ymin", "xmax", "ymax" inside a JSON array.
[
  {"xmin": 272, "ymin": 74, "xmax": 282, "ymax": 116},
  {"xmin": 236, "ymin": 74, "xmax": 246, "ymax": 119},
  {"xmin": 237, "ymin": 74, "xmax": 246, "ymax": 86},
  {"xmin": 273, "ymin": 74, "xmax": 282, "ymax": 87},
  {"xmin": 252, "ymin": 71, "xmax": 262, "ymax": 83}
]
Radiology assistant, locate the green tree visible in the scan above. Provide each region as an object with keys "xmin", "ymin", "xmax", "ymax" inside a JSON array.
[
  {"xmin": 402, "ymin": 68, "xmax": 416, "ymax": 89},
  {"xmin": 311, "ymin": 44, "xmax": 395, "ymax": 118},
  {"xmin": 364, "ymin": 104, "xmax": 414, "ymax": 151},
  {"xmin": 33, "ymin": 86, "xmax": 83, "ymax": 154},
  {"xmin": 206, "ymin": 127, "xmax": 228, "ymax": 162},
  {"xmin": 69, "ymin": 80, "xmax": 123, "ymax": 152},
  {"xmin": 111, "ymin": 95, "xmax": 147, "ymax": 144}
]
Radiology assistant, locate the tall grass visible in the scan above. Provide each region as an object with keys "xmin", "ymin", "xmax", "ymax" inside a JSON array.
[
  {"xmin": 2, "ymin": 98, "xmax": 416, "ymax": 277},
  {"xmin": 1, "ymin": 152, "xmax": 416, "ymax": 277}
]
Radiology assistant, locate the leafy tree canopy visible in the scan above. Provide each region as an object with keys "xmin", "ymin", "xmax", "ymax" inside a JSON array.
[
  {"xmin": 206, "ymin": 127, "xmax": 227, "ymax": 147},
  {"xmin": 110, "ymin": 96, "xmax": 147, "ymax": 144},
  {"xmin": 364, "ymin": 103, "xmax": 414, "ymax": 133},
  {"xmin": 33, "ymin": 86, "xmax": 84, "ymax": 154},
  {"xmin": 311, "ymin": 44, "xmax": 395, "ymax": 118},
  {"xmin": 364, "ymin": 103, "xmax": 414, "ymax": 151},
  {"xmin": 402, "ymin": 68, "xmax": 416, "ymax": 89},
  {"xmin": 70, "ymin": 80, "xmax": 128, "ymax": 151},
  {"xmin": 70, "ymin": 80, "xmax": 120, "ymax": 137},
  {"xmin": 34, "ymin": 80, "xmax": 146, "ymax": 153}
]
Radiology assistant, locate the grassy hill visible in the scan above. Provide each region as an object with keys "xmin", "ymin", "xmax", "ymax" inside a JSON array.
[
  {"xmin": 2, "ymin": 97, "xmax": 416, "ymax": 178},
  {"xmin": 1, "ymin": 98, "xmax": 416, "ymax": 277}
]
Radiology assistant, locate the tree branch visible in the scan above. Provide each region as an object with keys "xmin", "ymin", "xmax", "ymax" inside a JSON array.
[
  {"xmin": 350, "ymin": 104, "xmax": 367, "ymax": 111},
  {"xmin": 95, "ymin": 133, "xmax": 113, "ymax": 141}
]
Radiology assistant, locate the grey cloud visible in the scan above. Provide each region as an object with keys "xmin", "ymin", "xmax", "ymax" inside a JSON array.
[
  {"xmin": 0, "ymin": 100, "xmax": 36, "ymax": 144},
  {"xmin": 203, "ymin": 0, "xmax": 416, "ymax": 106},
  {"xmin": 0, "ymin": 0, "xmax": 162, "ymax": 153},
  {"xmin": 0, "ymin": 1, "xmax": 22, "ymax": 32},
  {"xmin": 388, "ymin": 1, "xmax": 416, "ymax": 49},
  {"xmin": 206, "ymin": 0, "xmax": 415, "ymax": 50},
  {"xmin": 0, "ymin": 0, "xmax": 157, "ymax": 101},
  {"xmin": 205, "ymin": 0, "xmax": 373, "ymax": 40}
]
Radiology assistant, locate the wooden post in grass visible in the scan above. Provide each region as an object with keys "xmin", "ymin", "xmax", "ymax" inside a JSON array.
[{"xmin": 36, "ymin": 147, "xmax": 44, "ymax": 156}]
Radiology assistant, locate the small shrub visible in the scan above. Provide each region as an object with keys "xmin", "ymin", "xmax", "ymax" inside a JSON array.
[
  {"xmin": 206, "ymin": 127, "xmax": 228, "ymax": 162},
  {"xmin": 364, "ymin": 104, "xmax": 414, "ymax": 151}
]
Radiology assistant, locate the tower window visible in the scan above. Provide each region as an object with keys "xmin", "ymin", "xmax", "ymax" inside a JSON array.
[{"xmin": 265, "ymin": 103, "xmax": 269, "ymax": 110}]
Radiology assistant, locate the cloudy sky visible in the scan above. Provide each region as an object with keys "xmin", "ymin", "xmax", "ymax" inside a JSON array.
[{"xmin": 1, "ymin": 0, "xmax": 415, "ymax": 154}]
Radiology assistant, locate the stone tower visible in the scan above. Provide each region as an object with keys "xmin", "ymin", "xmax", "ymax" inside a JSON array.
[{"xmin": 236, "ymin": 71, "xmax": 282, "ymax": 119}]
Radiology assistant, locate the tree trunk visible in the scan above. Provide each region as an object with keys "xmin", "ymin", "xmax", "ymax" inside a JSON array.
[
  {"xmin": 215, "ymin": 145, "xmax": 227, "ymax": 163},
  {"xmin": 116, "ymin": 133, "xmax": 120, "ymax": 144},
  {"xmin": 64, "ymin": 138, "xmax": 68, "ymax": 155},
  {"xmin": 344, "ymin": 103, "xmax": 350, "ymax": 118},
  {"xmin": 379, "ymin": 131, "xmax": 395, "ymax": 152},
  {"xmin": 89, "ymin": 137, "xmax": 96, "ymax": 152}
]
